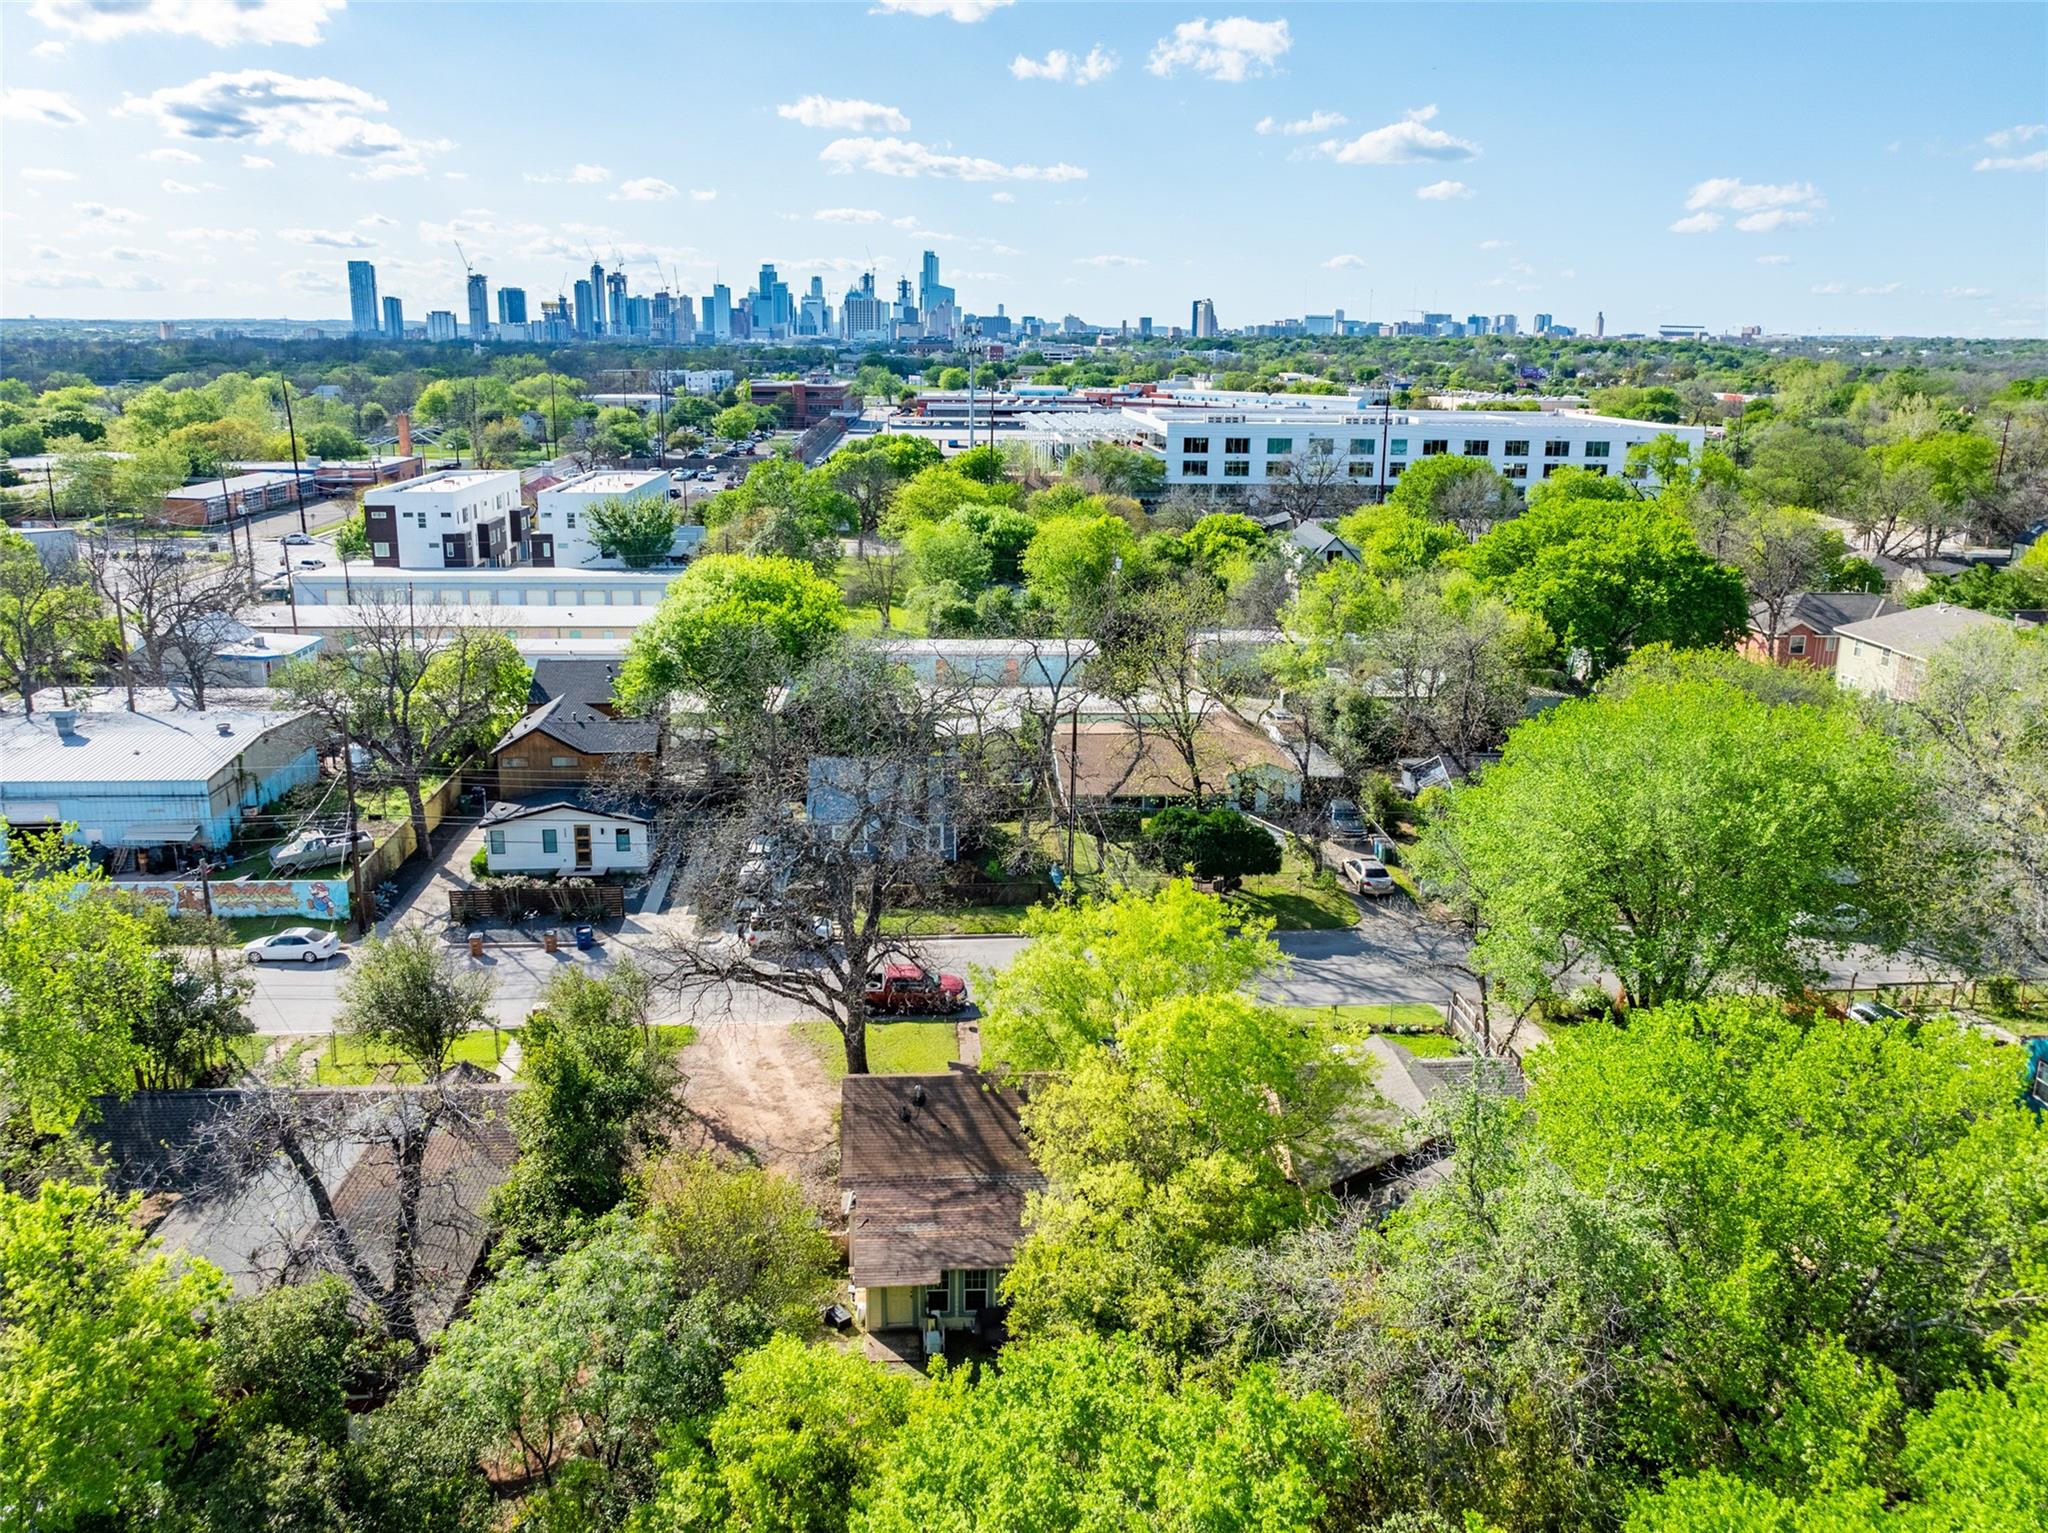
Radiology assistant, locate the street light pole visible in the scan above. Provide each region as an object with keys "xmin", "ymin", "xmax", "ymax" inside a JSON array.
[{"xmin": 279, "ymin": 380, "xmax": 310, "ymax": 535}]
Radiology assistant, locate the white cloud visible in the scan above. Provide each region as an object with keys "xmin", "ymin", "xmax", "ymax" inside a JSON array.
[
  {"xmin": 871, "ymin": 0, "xmax": 1014, "ymax": 20},
  {"xmin": 1857, "ymin": 281, "xmax": 1903, "ymax": 296},
  {"xmin": 241, "ymin": 154, "xmax": 274, "ymax": 169},
  {"xmin": 1, "ymin": 88, "xmax": 86, "ymax": 127},
  {"xmin": 818, "ymin": 135, "xmax": 1085, "ymax": 182},
  {"xmin": 1735, "ymin": 208, "xmax": 1817, "ymax": 233},
  {"xmin": 278, "ymin": 225, "xmax": 375, "ymax": 247},
  {"xmin": 1983, "ymin": 123, "xmax": 2046, "ymax": 150},
  {"xmin": 356, "ymin": 212, "xmax": 396, "ymax": 227},
  {"xmin": 1075, "ymin": 253, "xmax": 1146, "ymax": 268},
  {"xmin": 1945, "ymin": 286, "xmax": 1993, "ymax": 299},
  {"xmin": 143, "ymin": 146, "xmax": 202, "ymax": 163},
  {"xmin": 17, "ymin": 270, "xmax": 166, "ymax": 292},
  {"xmin": 525, "ymin": 162, "xmax": 612, "ymax": 185},
  {"xmin": 1322, "ymin": 253, "xmax": 1367, "ymax": 269},
  {"xmin": 119, "ymin": 70, "xmax": 449, "ymax": 178},
  {"xmin": 1975, "ymin": 146, "xmax": 2047, "ymax": 172},
  {"xmin": 29, "ymin": 0, "xmax": 343, "ymax": 46},
  {"xmin": 690, "ymin": 188, "xmax": 716, "ymax": 202},
  {"xmin": 1256, "ymin": 109, "xmax": 1346, "ymax": 136},
  {"xmin": 103, "ymin": 245, "xmax": 169, "ymax": 262},
  {"xmin": 160, "ymin": 178, "xmax": 213, "ymax": 194},
  {"xmin": 31, "ymin": 39, "xmax": 67, "ymax": 58},
  {"xmin": 990, "ymin": 191, "xmax": 1015, "ymax": 203},
  {"xmin": 611, "ymin": 177, "xmax": 677, "ymax": 201},
  {"xmin": 1685, "ymin": 176, "xmax": 1822, "ymax": 212},
  {"xmin": 279, "ymin": 266, "xmax": 336, "ymax": 295},
  {"xmin": 1668, "ymin": 211, "xmax": 1723, "ymax": 235},
  {"xmin": 1316, "ymin": 106, "xmax": 1480, "ymax": 165},
  {"xmin": 21, "ymin": 167, "xmax": 77, "ymax": 183},
  {"xmin": 72, "ymin": 201, "xmax": 145, "ymax": 227},
  {"xmin": 1477, "ymin": 238, "xmax": 1511, "ymax": 250},
  {"xmin": 169, "ymin": 225, "xmax": 260, "ymax": 243},
  {"xmin": 778, "ymin": 95, "xmax": 911, "ymax": 132},
  {"xmin": 1810, "ymin": 281, "xmax": 1846, "ymax": 295},
  {"xmin": 1756, "ymin": 253, "xmax": 1794, "ymax": 266},
  {"xmin": 1010, "ymin": 46, "xmax": 1118, "ymax": 85},
  {"xmin": 814, "ymin": 207, "xmax": 888, "ymax": 223},
  {"xmin": 1148, "ymin": 16, "xmax": 1290, "ymax": 80},
  {"xmin": 353, "ymin": 162, "xmax": 426, "ymax": 181},
  {"xmin": 1416, "ymin": 178, "xmax": 1472, "ymax": 200}
]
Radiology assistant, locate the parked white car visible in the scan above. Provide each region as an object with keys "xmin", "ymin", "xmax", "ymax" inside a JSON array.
[
  {"xmin": 281, "ymin": 532, "xmax": 316, "ymax": 546},
  {"xmin": 243, "ymin": 927, "xmax": 342, "ymax": 964},
  {"xmin": 269, "ymin": 829, "xmax": 372, "ymax": 873},
  {"xmin": 1342, "ymin": 856, "xmax": 1397, "ymax": 897}
]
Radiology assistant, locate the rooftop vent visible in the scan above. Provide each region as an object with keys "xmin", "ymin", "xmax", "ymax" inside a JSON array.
[
  {"xmin": 50, "ymin": 708, "xmax": 79, "ymax": 738},
  {"xmin": 911, "ymin": 1083, "xmax": 927, "ymax": 1107},
  {"xmin": 216, "ymin": 721, "xmax": 234, "ymax": 737}
]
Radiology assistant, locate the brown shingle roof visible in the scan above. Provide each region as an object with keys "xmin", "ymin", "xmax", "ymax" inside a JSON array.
[
  {"xmin": 839, "ymin": 1070, "xmax": 1044, "ymax": 1290},
  {"xmin": 1054, "ymin": 709, "xmax": 1296, "ymax": 802}
]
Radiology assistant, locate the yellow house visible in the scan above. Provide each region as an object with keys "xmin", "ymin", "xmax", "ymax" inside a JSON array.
[{"xmin": 839, "ymin": 1070, "xmax": 1043, "ymax": 1346}]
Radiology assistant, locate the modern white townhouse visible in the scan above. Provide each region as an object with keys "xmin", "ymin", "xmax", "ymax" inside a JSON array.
[
  {"xmin": 362, "ymin": 468, "xmax": 525, "ymax": 570},
  {"xmin": 531, "ymin": 469, "xmax": 680, "ymax": 569}
]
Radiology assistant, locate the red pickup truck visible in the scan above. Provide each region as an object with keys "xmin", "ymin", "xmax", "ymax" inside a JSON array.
[{"xmin": 864, "ymin": 962, "xmax": 970, "ymax": 1015}]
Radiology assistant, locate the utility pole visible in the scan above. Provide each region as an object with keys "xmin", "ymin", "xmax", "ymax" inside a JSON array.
[
  {"xmin": 278, "ymin": 380, "xmax": 311, "ymax": 536},
  {"xmin": 341, "ymin": 719, "xmax": 370, "ymax": 940},
  {"xmin": 281, "ymin": 548, "xmax": 299, "ymax": 634},
  {"xmin": 42, "ymin": 463, "xmax": 57, "ymax": 520}
]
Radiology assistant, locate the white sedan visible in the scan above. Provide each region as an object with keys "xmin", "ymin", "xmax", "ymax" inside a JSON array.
[{"xmin": 243, "ymin": 927, "xmax": 342, "ymax": 964}]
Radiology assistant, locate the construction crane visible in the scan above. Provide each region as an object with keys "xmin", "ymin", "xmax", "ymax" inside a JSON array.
[{"xmin": 453, "ymin": 240, "xmax": 474, "ymax": 277}]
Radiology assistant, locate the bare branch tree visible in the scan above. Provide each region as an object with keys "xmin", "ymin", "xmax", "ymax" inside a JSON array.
[
  {"xmin": 85, "ymin": 540, "xmax": 253, "ymax": 709},
  {"xmin": 1258, "ymin": 448, "xmax": 1365, "ymax": 529}
]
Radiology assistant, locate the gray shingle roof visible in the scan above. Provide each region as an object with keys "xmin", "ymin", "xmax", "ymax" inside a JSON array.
[
  {"xmin": 1832, "ymin": 603, "xmax": 2003, "ymax": 660},
  {"xmin": 493, "ymin": 695, "xmax": 658, "ymax": 757},
  {"xmin": 1749, "ymin": 591, "xmax": 1902, "ymax": 635}
]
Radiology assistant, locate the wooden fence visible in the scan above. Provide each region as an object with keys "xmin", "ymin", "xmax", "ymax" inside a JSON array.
[
  {"xmin": 448, "ymin": 882, "xmax": 625, "ymax": 924},
  {"xmin": 356, "ymin": 763, "xmax": 473, "ymax": 891}
]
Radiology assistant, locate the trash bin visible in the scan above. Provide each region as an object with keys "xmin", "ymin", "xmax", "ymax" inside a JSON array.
[
  {"xmin": 543, "ymin": 929, "xmax": 558, "ymax": 954},
  {"xmin": 574, "ymin": 923, "xmax": 595, "ymax": 951},
  {"xmin": 467, "ymin": 933, "xmax": 484, "ymax": 958}
]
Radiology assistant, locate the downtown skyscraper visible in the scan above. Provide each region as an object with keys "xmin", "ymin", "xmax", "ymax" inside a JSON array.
[{"xmin": 348, "ymin": 260, "xmax": 379, "ymax": 335}]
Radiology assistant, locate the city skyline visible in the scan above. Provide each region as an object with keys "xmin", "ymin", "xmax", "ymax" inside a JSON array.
[{"xmin": 2, "ymin": 2, "xmax": 2044, "ymax": 336}]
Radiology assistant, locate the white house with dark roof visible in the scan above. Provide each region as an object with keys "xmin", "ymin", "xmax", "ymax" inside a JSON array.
[{"xmin": 479, "ymin": 797, "xmax": 650, "ymax": 876}]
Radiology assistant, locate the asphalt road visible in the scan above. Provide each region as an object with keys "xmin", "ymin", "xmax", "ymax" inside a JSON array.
[{"xmin": 240, "ymin": 908, "xmax": 1470, "ymax": 1036}]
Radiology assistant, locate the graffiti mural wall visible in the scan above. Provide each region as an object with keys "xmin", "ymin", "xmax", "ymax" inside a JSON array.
[{"xmin": 128, "ymin": 878, "xmax": 350, "ymax": 920}]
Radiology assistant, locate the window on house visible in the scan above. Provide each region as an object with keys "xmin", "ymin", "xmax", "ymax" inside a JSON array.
[
  {"xmin": 1422, "ymin": 438, "xmax": 1449, "ymax": 456},
  {"xmin": 1266, "ymin": 437, "xmax": 1294, "ymax": 454},
  {"xmin": 1504, "ymin": 439, "xmax": 1529, "ymax": 457},
  {"xmin": 504, "ymin": 756, "xmax": 528, "ymax": 768},
  {"xmin": 1308, "ymin": 437, "xmax": 1334, "ymax": 456},
  {"xmin": 1265, "ymin": 461, "xmax": 1289, "ymax": 477},
  {"xmin": 961, "ymin": 1269, "xmax": 990, "ymax": 1312},
  {"xmin": 1788, "ymin": 634, "xmax": 1807, "ymax": 655},
  {"xmin": 1387, "ymin": 462, "xmax": 1405, "ymax": 479},
  {"xmin": 1224, "ymin": 436, "xmax": 1250, "ymax": 454},
  {"xmin": 1182, "ymin": 436, "xmax": 1210, "ymax": 454},
  {"xmin": 1505, "ymin": 463, "xmax": 1529, "ymax": 479},
  {"xmin": 1585, "ymin": 440, "xmax": 1611, "ymax": 458},
  {"xmin": 1544, "ymin": 440, "xmax": 1571, "ymax": 458},
  {"xmin": 541, "ymin": 828, "xmax": 558, "ymax": 854},
  {"xmin": 1224, "ymin": 459, "xmax": 1250, "ymax": 477},
  {"xmin": 551, "ymin": 755, "xmax": 576, "ymax": 767},
  {"xmin": 372, "ymin": 542, "xmax": 391, "ymax": 558},
  {"xmin": 1349, "ymin": 438, "xmax": 1374, "ymax": 455},
  {"xmin": 566, "ymin": 513, "xmax": 577, "ymax": 529},
  {"xmin": 615, "ymin": 827, "xmax": 632, "ymax": 851},
  {"xmin": 1542, "ymin": 464, "xmax": 1562, "ymax": 477},
  {"xmin": 1462, "ymin": 439, "xmax": 1490, "ymax": 456},
  {"xmin": 1347, "ymin": 462, "xmax": 1374, "ymax": 478},
  {"xmin": 488, "ymin": 829, "xmax": 505, "ymax": 854},
  {"xmin": 1584, "ymin": 464, "xmax": 1608, "ymax": 476},
  {"xmin": 1182, "ymin": 460, "xmax": 1210, "ymax": 477},
  {"xmin": 1389, "ymin": 438, "xmax": 1408, "ymax": 455},
  {"xmin": 924, "ymin": 1280, "xmax": 950, "ymax": 1317}
]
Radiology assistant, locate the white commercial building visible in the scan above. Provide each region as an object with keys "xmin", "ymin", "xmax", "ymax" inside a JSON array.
[
  {"xmin": 532, "ymin": 469, "xmax": 674, "ymax": 570},
  {"xmin": 284, "ymin": 565, "xmax": 681, "ymax": 609},
  {"xmin": 362, "ymin": 469, "xmax": 524, "ymax": 571},
  {"xmin": 1123, "ymin": 404, "xmax": 1706, "ymax": 492}
]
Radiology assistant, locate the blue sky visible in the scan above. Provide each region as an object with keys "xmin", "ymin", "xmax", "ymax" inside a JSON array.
[{"xmin": 4, "ymin": 0, "xmax": 2044, "ymax": 335}]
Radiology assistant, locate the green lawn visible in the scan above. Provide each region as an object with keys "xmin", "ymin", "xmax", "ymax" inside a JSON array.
[
  {"xmin": 793, "ymin": 1018, "xmax": 958, "ymax": 1081},
  {"xmin": 201, "ymin": 913, "xmax": 349, "ymax": 944},
  {"xmin": 843, "ymin": 604, "xmax": 926, "ymax": 637},
  {"xmin": 1386, "ymin": 1031, "xmax": 1463, "ymax": 1058},
  {"xmin": 1280, "ymin": 1003, "xmax": 1447, "ymax": 1030},
  {"xmin": 238, "ymin": 1023, "xmax": 696, "ymax": 1086},
  {"xmin": 1231, "ymin": 855, "xmax": 1360, "ymax": 930},
  {"xmin": 882, "ymin": 904, "xmax": 1040, "ymax": 935}
]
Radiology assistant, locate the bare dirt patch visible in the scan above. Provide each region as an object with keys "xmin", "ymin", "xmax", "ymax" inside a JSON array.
[{"xmin": 674, "ymin": 1020, "xmax": 838, "ymax": 1207}]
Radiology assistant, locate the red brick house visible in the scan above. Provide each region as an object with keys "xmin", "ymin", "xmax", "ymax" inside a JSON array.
[{"xmin": 1742, "ymin": 592, "xmax": 1901, "ymax": 670}]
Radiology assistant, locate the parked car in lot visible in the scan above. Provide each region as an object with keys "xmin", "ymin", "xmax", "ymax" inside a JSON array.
[
  {"xmin": 297, "ymin": 557, "xmax": 326, "ymax": 569},
  {"xmin": 865, "ymin": 962, "xmax": 969, "ymax": 1015},
  {"xmin": 1326, "ymin": 799, "xmax": 1368, "ymax": 842},
  {"xmin": 281, "ymin": 532, "xmax": 316, "ymax": 545},
  {"xmin": 269, "ymin": 828, "xmax": 372, "ymax": 873},
  {"xmin": 1342, "ymin": 856, "xmax": 1397, "ymax": 897},
  {"xmin": 1848, "ymin": 1000, "xmax": 1906, "ymax": 1023},
  {"xmin": 243, "ymin": 927, "xmax": 341, "ymax": 964}
]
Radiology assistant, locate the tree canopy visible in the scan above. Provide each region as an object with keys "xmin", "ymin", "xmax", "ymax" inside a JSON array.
[{"xmin": 616, "ymin": 552, "xmax": 847, "ymax": 716}]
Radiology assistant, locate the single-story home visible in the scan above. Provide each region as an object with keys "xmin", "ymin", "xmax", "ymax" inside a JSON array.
[
  {"xmin": 1833, "ymin": 604, "xmax": 2004, "ymax": 701},
  {"xmin": 840, "ymin": 1068, "xmax": 1045, "ymax": 1343},
  {"xmin": 479, "ymin": 796, "xmax": 650, "ymax": 876},
  {"xmin": 91, "ymin": 1081, "xmax": 517, "ymax": 1334},
  {"xmin": 1, "ymin": 689, "xmax": 320, "ymax": 865},
  {"xmin": 1288, "ymin": 520, "xmax": 1360, "ymax": 566},
  {"xmin": 1052, "ymin": 706, "xmax": 1309, "ymax": 812},
  {"xmin": 1741, "ymin": 591, "xmax": 1901, "ymax": 670}
]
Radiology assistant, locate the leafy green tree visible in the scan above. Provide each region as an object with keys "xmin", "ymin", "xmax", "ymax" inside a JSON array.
[
  {"xmin": 333, "ymin": 511, "xmax": 371, "ymax": 561},
  {"xmin": 1336, "ymin": 503, "xmax": 1466, "ymax": 578},
  {"xmin": 1416, "ymin": 651, "xmax": 1931, "ymax": 1008},
  {"xmin": 616, "ymin": 553, "xmax": 846, "ymax": 717},
  {"xmin": 336, "ymin": 925, "xmax": 495, "ymax": 1079},
  {"xmin": 1180, "ymin": 512, "xmax": 1268, "ymax": 581},
  {"xmin": 301, "ymin": 422, "xmax": 366, "ymax": 458},
  {"xmin": 586, "ymin": 493, "xmax": 681, "ymax": 569},
  {"xmin": 1746, "ymin": 423, "xmax": 1872, "ymax": 517},
  {"xmin": 0, "ymin": 527, "xmax": 110, "ymax": 711},
  {"xmin": 714, "ymin": 404, "xmax": 768, "ymax": 446},
  {"xmin": 904, "ymin": 515, "xmax": 994, "ymax": 595},
  {"xmin": 1020, "ymin": 513, "xmax": 1137, "ymax": 628},
  {"xmin": 1384, "ymin": 453, "xmax": 1522, "ymax": 538},
  {"xmin": 635, "ymin": 1153, "xmax": 839, "ymax": 1335},
  {"xmin": 0, "ymin": 836, "xmax": 163, "ymax": 1129},
  {"xmin": 1588, "ymin": 384, "xmax": 1684, "ymax": 423},
  {"xmin": 420, "ymin": 1215, "xmax": 738, "ymax": 1515},
  {"xmin": 1062, "ymin": 438, "xmax": 1167, "ymax": 497},
  {"xmin": 980, "ymin": 879, "xmax": 1281, "ymax": 1071},
  {"xmin": 1288, "ymin": 558, "xmax": 1398, "ymax": 648},
  {"xmin": 1460, "ymin": 489, "xmax": 1746, "ymax": 678},
  {"xmin": 859, "ymin": 1332, "xmax": 1355, "ymax": 1533},
  {"xmin": 934, "ymin": 366, "xmax": 969, "ymax": 390},
  {"xmin": 1141, "ymin": 806, "xmax": 1282, "ymax": 888},
  {"xmin": 0, "ymin": 1181, "xmax": 227, "ymax": 1526},
  {"xmin": 1006, "ymin": 992, "xmax": 1365, "ymax": 1349},
  {"xmin": 636, "ymin": 1334, "xmax": 913, "ymax": 1533},
  {"xmin": 489, "ymin": 964, "xmax": 676, "ymax": 1249},
  {"xmin": 884, "ymin": 462, "xmax": 1007, "ymax": 531},
  {"xmin": 130, "ymin": 934, "xmax": 254, "ymax": 1090}
]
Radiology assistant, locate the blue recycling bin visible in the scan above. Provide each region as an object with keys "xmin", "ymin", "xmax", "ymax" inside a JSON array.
[{"xmin": 574, "ymin": 923, "xmax": 595, "ymax": 951}]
